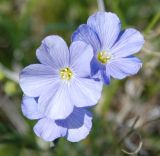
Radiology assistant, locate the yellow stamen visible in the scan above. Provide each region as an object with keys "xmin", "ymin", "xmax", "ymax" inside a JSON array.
[
  {"xmin": 60, "ymin": 67, "xmax": 73, "ymax": 80},
  {"xmin": 97, "ymin": 51, "xmax": 111, "ymax": 64}
]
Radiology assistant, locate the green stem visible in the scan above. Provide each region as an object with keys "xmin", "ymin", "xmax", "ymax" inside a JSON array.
[
  {"xmin": 97, "ymin": 0, "xmax": 105, "ymax": 11},
  {"xmin": 145, "ymin": 12, "xmax": 160, "ymax": 34}
]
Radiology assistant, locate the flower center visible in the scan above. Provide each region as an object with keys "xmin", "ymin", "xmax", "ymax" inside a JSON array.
[
  {"xmin": 60, "ymin": 67, "xmax": 73, "ymax": 80},
  {"xmin": 97, "ymin": 51, "xmax": 111, "ymax": 64}
]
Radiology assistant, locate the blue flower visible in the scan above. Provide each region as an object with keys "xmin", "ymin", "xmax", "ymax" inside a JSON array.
[
  {"xmin": 20, "ymin": 35, "xmax": 102, "ymax": 120},
  {"xmin": 22, "ymin": 96, "xmax": 92, "ymax": 142},
  {"xmin": 72, "ymin": 12, "xmax": 145, "ymax": 84}
]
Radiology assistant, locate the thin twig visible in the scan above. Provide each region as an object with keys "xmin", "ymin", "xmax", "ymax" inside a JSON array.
[
  {"xmin": 117, "ymin": 116, "xmax": 142, "ymax": 155},
  {"xmin": 0, "ymin": 93, "xmax": 28, "ymax": 134},
  {"xmin": 118, "ymin": 116, "xmax": 140, "ymax": 145},
  {"xmin": 140, "ymin": 117, "xmax": 160, "ymax": 129},
  {"xmin": 118, "ymin": 116, "xmax": 160, "ymax": 155},
  {"xmin": 142, "ymin": 48, "xmax": 160, "ymax": 57},
  {"xmin": 0, "ymin": 63, "xmax": 19, "ymax": 83},
  {"xmin": 121, "ymin": 131, "xmax": 143, "ymax": 155}
]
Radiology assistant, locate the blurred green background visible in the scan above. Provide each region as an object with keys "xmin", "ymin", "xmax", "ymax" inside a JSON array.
[{"xmin": 0, "ymin": 0, "xmax": 160, "ymax": 156}]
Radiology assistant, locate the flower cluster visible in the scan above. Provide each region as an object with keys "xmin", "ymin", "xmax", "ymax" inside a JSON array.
[{"xmin": 19, "ymin": 12, "xmax": 144, "ymax": 142}]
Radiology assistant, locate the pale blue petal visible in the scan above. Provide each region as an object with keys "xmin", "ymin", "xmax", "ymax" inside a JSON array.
[
  {"xmin": 36, "ymin": 41, "xmax": 54, "ymax": 67},
  {"xmin": 90, "ymin": 57, "xmax": 100, "ymax": 76},
  {"xmin": 36, "ymin": 35, "xmax": 69, "ymax": 69},
  {"xmin": 90, "ymin": 59, "xmax": 110, "ymax": 84},
  {"xmin": 90, "ymin": 60, "xmax": 110, "ymax": 84},
  {"xmin": 39, "ymin": 82, "xmax": 74, "ymax": 120},
  {"xmin": 87, "ymin": 12, "xmax": 121, "ymax": 50},
  {"xmin": 70, "ymin": 78, "xmax": 103, "ymax": 107},
  {"xmin": 101, "ymin": 69, "xmax": 110, "ymax": 85},
  {"xmin": 111, "ymin": 28, "xmax": 144, "ymax": 57},
  {"xmin": 91, "ymin": 70, "xmax": 102, "ymax": 82},
  {"xmin": 69, "ymin": 41, "xmax": 93, "ymax": 77},
  {"xmin": 56, "ymin": 107, "xmax": 92, "ymax": 142},
  {"xmin": 34, "ymin": 118, "xmax": 67, "ymax": 142},
  {"xmin": 19, "ymin": 64, "xmax": 59, "ymax": 97},
  {"xmin": 67, "ymin": 112, "xmax": 92, "ymax": 142},
  {"xmin": 72, "ymin": 24, "xmax": 101, "ymax": 53},
  {"xmin": 106, "ymin": 56, "xmax": 142, "ymax": 79},
  {"xmin": 22, "ymin": 96, "xmax": 43, "ymax": 120}
]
